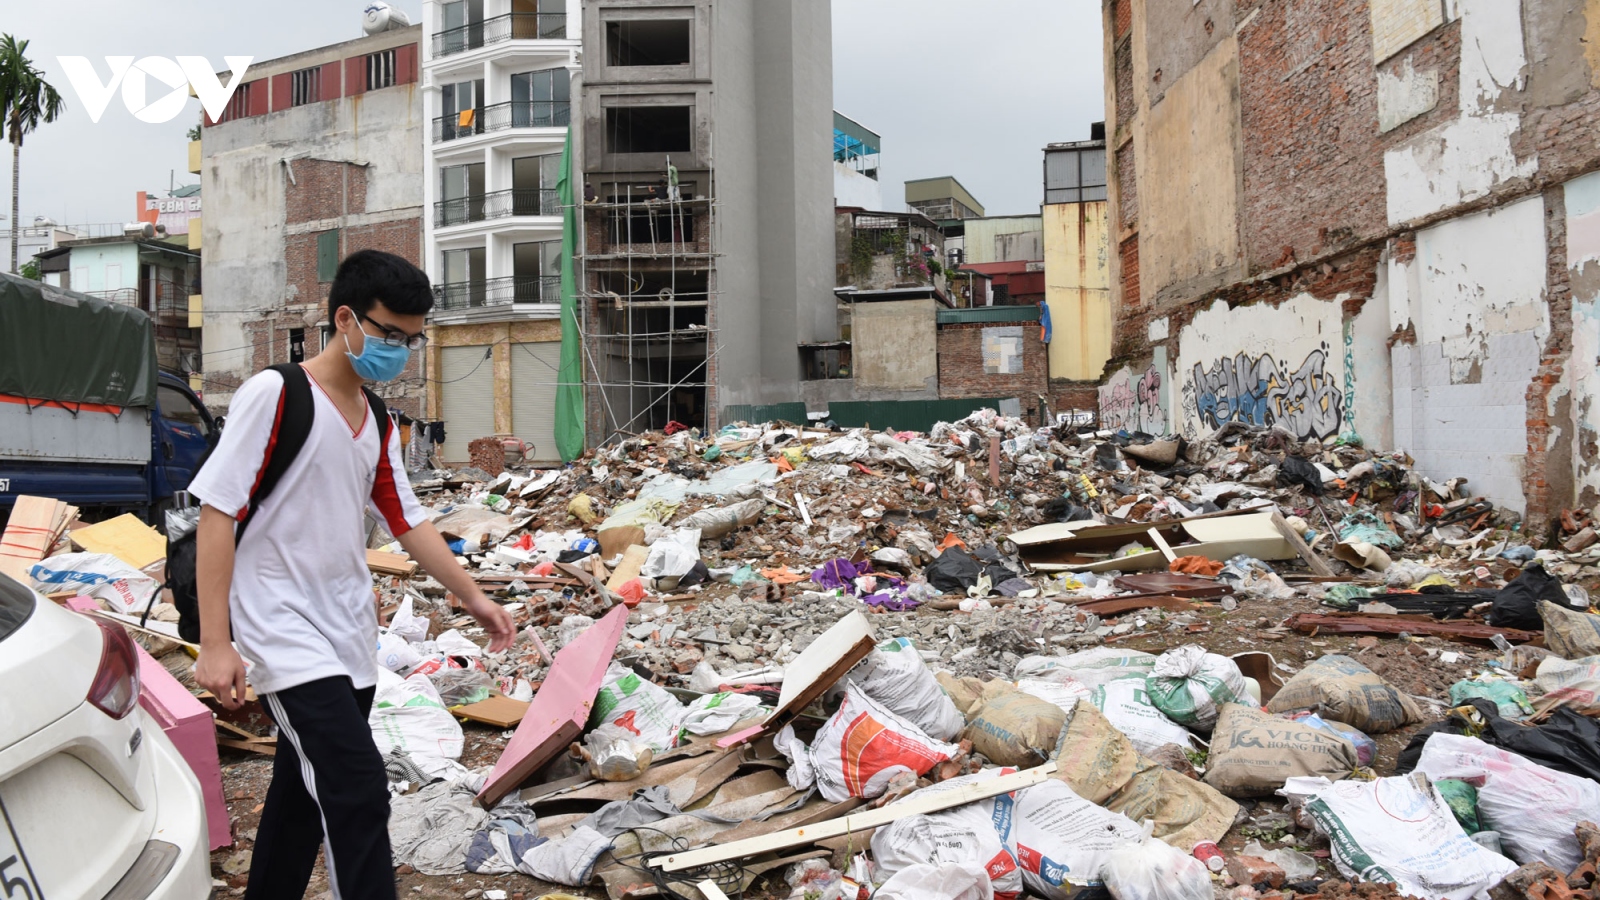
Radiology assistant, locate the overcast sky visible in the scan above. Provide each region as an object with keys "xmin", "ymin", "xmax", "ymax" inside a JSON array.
[{"xmin": 4, "ymin": 1, "xmax": 1101, "ymax": 227}]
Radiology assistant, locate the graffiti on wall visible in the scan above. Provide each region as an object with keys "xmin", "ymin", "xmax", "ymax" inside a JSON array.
[
  {"xmin": 1189, "ymin": 345, "xmax": 1344, "ymax": 440},
  {"xmin": 1100, "ymin": 364, "xmax": 1167, "ymax": 434}
]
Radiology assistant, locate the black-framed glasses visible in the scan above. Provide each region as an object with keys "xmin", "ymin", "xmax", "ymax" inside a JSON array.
[{"xmin": 357, "ymin": 312, "xmax": 429, "ymax": 350}]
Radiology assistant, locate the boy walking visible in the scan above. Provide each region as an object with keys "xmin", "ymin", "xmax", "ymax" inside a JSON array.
[{"xmin": 192, "ymin": 250, "xmax": 514, "ymax": 900}]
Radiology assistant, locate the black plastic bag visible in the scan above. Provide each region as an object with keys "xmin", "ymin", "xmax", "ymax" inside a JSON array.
[
  {"xmin": 1277, "ymin": 455, "xmax": 1324, "ymax": 495},
  {"xmin": 1488, "ymin": 563, "xmax": 1568, "ymax": 631},
  {"xmin": 1039, "ymin": 497, "xmax": 1094, "ymax": 523},
  {"xmin": 1396, "ymin": 699, "xmax": 1600, "ymax": 783},
  {"xmin": 925, "ymin": 546, "xmax": 982, "ymax": 593},
  {"xmin": 1094, "ymin": 443, "xmax": 1123, "ymax": 470}
]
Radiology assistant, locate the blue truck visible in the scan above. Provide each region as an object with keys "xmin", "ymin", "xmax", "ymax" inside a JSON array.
[{"xmin": 0, "ymin": 273, "xmax": 216, "ymax": 526}]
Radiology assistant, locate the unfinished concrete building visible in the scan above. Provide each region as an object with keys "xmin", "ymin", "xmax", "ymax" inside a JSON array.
[{"xmin": 577, "ymin": 0, "xmax": 836, "ymax": 437}]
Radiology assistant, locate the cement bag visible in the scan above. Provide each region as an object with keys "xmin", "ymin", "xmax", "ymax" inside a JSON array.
[
  {"xmin": 960, "ymin": 680, "xmax": 1069, "ymax": 767},
  {"xmin": 1008, "ymin": 779, "xmax": 1145, "ymax": 900},
  {"xmin": 639, "ymin": 529, "xmax": 700, "ymax": 581},
  {"xmin": 1203, "ymin": 703, "xmax": 1358, "ymax": 798},
  {"xmin": 1297, "ymin": 774, "xmax": 1517, "ymax": 900},
  {"xmin": 875, "ymin": 863, "xmax": 994, "ymax": 900},
  {"xmin": 678, "ymin": 497, "xmax": 765, "ymax": 540},
  {"xmin": 1050, "ymin": 703, "xmax": 1238, "ymax": 850},
  {"xmin": 1017, "ymin": 649, "xmax": 1155, "ymax": 691},
  {"xmin": 937, "ymin": 672, "xmax": 988, "ymax": 717},
  {"xmin": 1102, "ymin": 821, "xmax": 1213, "ymax": 900},
  {"xmin": 1532, "ymin": 655, "xmax": 1600, "ymax": 716},
  {"xmin": 1016, "ymin": 678, "xmax": 1091, "ymax": 714},
  {"xmin": 872, "ymin": 769, "xmax": 1025, "ymax": 900},
  {"xmin": 27, "ymin": 552, "xmax": 159, "ymax": 614},
  {"xmin": 777, "ymin": 683, "xmax": 959, "ymax": 802},
  {"xmin": 1265, "ymin": 654, "xmax": 1422, "ymax": 734},
  {"xmin": 1540, "ymin": 600, "xmax": 1600, "ymax": 660},
  {"xmin": 1416, "ymin": 731, "xmax": 1600, "ymax": 871},
  {"xmin": 843, "ymin": 637, "xmax": 964, "ymax": 741},
  {"xmin": 589, "ymin": 663, "xmax": 686, "ymax": 753},
  {"xmin": 1146, "ymin": 645, "xmax": 1250, "ymax": 732},
  {"xmin": 369, "ymin": 668, "xmax": 464, "ymax": 779},
  {"xmin": 1089, "ymin": 676, "xmax": 1197, "ymax": 757}
]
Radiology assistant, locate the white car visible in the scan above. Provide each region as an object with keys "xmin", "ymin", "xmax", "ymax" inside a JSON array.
[{"xmin": 0, "ymin": 572, "xmax": 212, "ymax": 899}]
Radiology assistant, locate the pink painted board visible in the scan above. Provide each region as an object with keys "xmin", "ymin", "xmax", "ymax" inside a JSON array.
[
  {"xmin": 476, "ymin": 604, "xmax": 628, "ymax": 808},
  {"xmin": 66, "ymin": 597, "xmax": 232, "ymax": 849}
]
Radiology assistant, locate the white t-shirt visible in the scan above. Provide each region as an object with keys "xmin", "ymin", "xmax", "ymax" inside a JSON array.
[{"xmin": 188, "ymin": 367, "xmax": 426, "ymax": 695}]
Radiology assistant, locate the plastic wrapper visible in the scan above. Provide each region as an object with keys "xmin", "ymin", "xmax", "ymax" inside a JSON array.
[
  {"xmin": 875, "ymin": 863, "xmax": 994, "ymax": 900},
  {"xmin": 430, "ymin": 668, "xmax": 494, "ymax": 706},
  {"xmin": 1447, "ymin": 679, "xmax": 1533, "ymax": 718},
  {"xmin": 1102, "ymin": 821, "xmax": 1212, "ymax": 900},
  {"xmin": 388, "ymin": 595, "xmax": 430, "ymax": 643},
  {"xmin": 579, "ymin": 723, "xmax": 654, "ymax": 782},
  {"xmin": 1286, "ymin": 711, "xmax": 1376, "ymax": 767},
  {"xmin": 27, "ymin": 552, "xmax": 160, "ymax": 614}
]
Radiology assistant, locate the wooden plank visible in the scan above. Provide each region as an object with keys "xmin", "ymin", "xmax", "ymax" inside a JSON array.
[
  {"xmin": 217, "ymin": 737, "xmax": 276, "ymax": 756},
  {"xmin": 765, "ymin": 611, "xmax": 875, "ymax": 730},
  {"xmin": 1146, "ymin": 527, "xmax": 1178, "ymax": 563},
  {"xmin": 648, "ymin": 762, "xmax": 1056, "ymax": 872},
  {"xmin": 0, "ymin": 495, "xmax": 70, "ymax": 582},
  {"xmin": 366, "ymin": 549, "xmax": 418, "ymax": 577},
  {"xmin": 454, "ymin": 694, "xmax": 530, "ymax": 728},
  {"xmin": 476, "ymin": 604, "xmax": 628, "ymax": 809},
  {"xmin": 1271, "ymin": 509, "xmax": 1335, "ymax": 577},
  {"xmin": 71, "ymin": 513, "xmax": 166, "ymax": 569}
]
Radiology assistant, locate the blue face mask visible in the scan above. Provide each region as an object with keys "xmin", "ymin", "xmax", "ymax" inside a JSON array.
[{"xmin": 344, "ymin": 328, "xmax": 411, "ymax": 382}]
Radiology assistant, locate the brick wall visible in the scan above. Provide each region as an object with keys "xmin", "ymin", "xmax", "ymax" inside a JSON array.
[
  {"xmin": 936, "ymin": 323, "xmax": 1049, "ymax": 402},
  {"xmin": 286, "ymin": 160, "xmax": 369, "ymax": 225}
]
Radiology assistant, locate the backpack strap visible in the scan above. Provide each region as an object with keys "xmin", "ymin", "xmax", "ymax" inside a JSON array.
[
  {"xmin": 363, "ymin": 386, "xmax": 391, "ymax": 452},
  {"xmin": 236, "ymin": 363, "xmax": 315, "ymax": 544}
]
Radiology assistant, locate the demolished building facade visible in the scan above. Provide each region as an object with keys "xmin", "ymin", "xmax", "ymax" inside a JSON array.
[{"xmin": 1100, "ymin": 0, "xmax": 1600, "ymax": 524}]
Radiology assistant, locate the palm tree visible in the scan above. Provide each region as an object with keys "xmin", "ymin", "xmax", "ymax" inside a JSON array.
[{"xmin": 0, "ymin": 35, "xmax": 64, "ymax": 274}]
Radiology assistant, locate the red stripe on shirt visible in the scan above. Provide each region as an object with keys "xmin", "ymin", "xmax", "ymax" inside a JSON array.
[
  {"xmin": 370, "ymin": 416, "xmax": 413, "ymax": 538},
  {"xmin": 238, "ymin": 386, "xmax": 287, "ymax": 522}
]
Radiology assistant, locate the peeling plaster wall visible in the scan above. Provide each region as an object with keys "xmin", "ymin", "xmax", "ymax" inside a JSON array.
[
  {"xmin": 1391, "ymin": 195, "xmax": 1548, "ymax": 512},
  {"xmin": 1383, "ymin": 0, "xmax": 1536, "ymax": 224},
  {"xmin": 1566, "ymin": 171, "xmax": 1600, "ymax": 502}
]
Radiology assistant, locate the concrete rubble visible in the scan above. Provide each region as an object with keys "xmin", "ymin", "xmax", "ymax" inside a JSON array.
[{"xmin": 15, "ymin": 407, "xmax": 1600, "ymax": 898}]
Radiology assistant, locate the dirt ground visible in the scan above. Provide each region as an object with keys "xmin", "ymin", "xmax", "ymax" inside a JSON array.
[{"xmin": 205, "ymin": 579, "xmax": 1492, "ymax": 900}]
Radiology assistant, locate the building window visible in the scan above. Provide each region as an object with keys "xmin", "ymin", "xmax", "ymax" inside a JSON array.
[
  {"xmin": 289, "ymin": 327, "xmax": 306, "ymax": 364},
  {"xmin": 317, "ymin": 229, "xmax": 340, "ymax": 282},
  {"xmin": 606, "ymin": 20, "xmax": 691, "ymax": 66},
  {"xmin": 290, "ymin": 66, "xmax": 321, "ymax": 106},
  {"xmin": 367, "ymin": 49, "xmax": 396, "ymax": 91},
  {"xmin": 508, "ymin": 69, "xmax": 571, "ymax": 127},
  {"xmin": 1045, "ymin": 145, "xmax": 1107, "ymax": 204},
  {"xmin": 218, "ymin": 82, "xmax": 252, "ymax": 122},
  {"xmin": 605, "ymin": 105, "xmax": 692, "ymax": 154}
]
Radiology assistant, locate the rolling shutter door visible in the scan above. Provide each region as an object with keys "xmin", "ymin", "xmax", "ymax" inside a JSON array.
[
  {"xmin": 510, "ymin": 341, "xmax": 560, "ymax": 463},
  {"xmin": 440, "ymin": 345, "xmax": 495, "ymax": 463}
]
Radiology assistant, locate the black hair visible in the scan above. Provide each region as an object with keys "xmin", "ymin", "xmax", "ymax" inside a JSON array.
[{"xmin": 328, "ymin": 249, "xmax": 434, "ymax": 321}]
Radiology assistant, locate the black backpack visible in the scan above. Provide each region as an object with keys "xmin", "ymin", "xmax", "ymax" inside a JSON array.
[{"xmin": 153, "ymin": 363, "xmax": 391, "ymax": 643}]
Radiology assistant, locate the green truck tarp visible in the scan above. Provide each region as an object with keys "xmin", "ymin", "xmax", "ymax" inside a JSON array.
[{"xmin": 0, "ymin": 272, "xmax": 158, "ymax": 408}]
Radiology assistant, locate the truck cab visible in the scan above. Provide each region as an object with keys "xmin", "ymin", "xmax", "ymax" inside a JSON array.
[{"xmin": 150, "ymin": 372, "xmax": 216, "ymax": 501}]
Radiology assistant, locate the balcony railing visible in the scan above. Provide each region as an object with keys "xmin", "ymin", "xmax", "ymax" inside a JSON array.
[
  {"xmin": 435, "ymin": 188, "xmax": 563, "ymax": 227},
  {"xmin": 433, "ymin": 12, "xmax": 569, "ymax": 57},
  {"xmin": 84, "ymin": 283, "xmax": 190, "ymax": 326},
  {"xmin": 433, "ymin": 100, "xmax": 571, "ymax": 142},
  {"xmin": 433, "ymin": 274, "xmax": 562, "ymax": 310}
]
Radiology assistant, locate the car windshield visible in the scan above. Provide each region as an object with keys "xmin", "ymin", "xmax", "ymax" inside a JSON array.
[{"xmin": 0, "ymin": 572, "xmax": 37, "ymax": 642}]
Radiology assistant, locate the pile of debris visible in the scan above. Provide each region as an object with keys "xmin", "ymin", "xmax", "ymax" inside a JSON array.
[{"xmin": 10, "ymin": 407, "xmax": 1600, "ymax": 900}]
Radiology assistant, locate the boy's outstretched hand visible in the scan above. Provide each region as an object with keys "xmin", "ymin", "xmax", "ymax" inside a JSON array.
[{"xmin": 462, "ymin": 590, "xmax": 516, "ymax": 653}]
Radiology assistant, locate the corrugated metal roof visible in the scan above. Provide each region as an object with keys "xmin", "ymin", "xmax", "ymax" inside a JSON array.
[{"xmin": 936, "ymin": 305, "xmax": 1040, "ymax": 325}]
